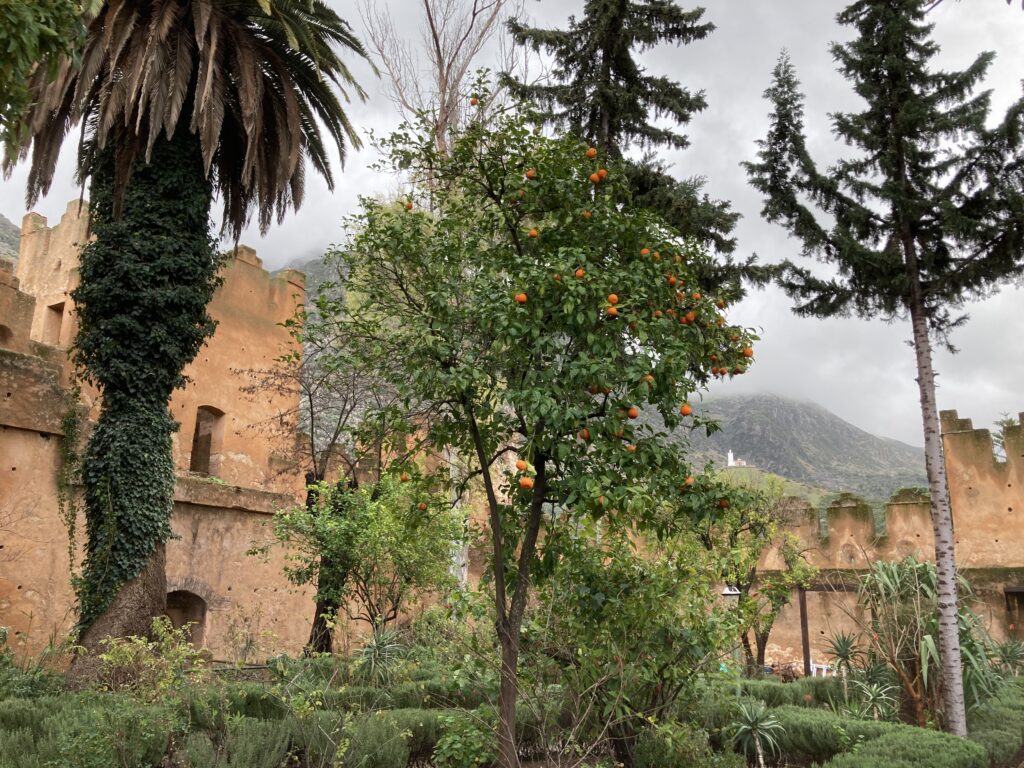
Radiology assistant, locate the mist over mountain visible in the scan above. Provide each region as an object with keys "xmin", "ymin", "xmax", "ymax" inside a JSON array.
[{"xmin": 0, "ymin": 213, "xmax": 19, "ymax": 262}]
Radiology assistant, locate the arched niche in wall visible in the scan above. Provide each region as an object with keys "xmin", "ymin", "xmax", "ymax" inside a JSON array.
[
  {"xmin": 165, "ymin": 590, "xmax": 207, "ymax": 646},
  {"xmin": 189, "ymin": 405, "xmax": 225, "ymax": 476}
]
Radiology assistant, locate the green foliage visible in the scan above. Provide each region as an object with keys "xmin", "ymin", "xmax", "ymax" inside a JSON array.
[
  {"xmin": 355, "ymin": 629, "xmax": 407, "ymax": 686},
  {"xmin": 72, "ymin": 126, "xmax": 221, "ymax": 629},
  {"xmin": 736, "ymin": 677, "xmax": 845, "ymax": 709},
  {"xmin": 858, "ymin": 557, "xmax": 1000, "ymax": 719},
  {"xmin": 731, "ymin": 700, "xmax": 784, "ymax": 767},
  {"xmin": 0, "ymin": 0, "xmax": 85, "ymax": 154},
  {"xmin": 344, "ymin": 711, "xmax": 411, "ymax": 768},
  {"xmin": 769, "ymin": 704, "xmax": 892, "ymax": 763},
  {"xmin": 532, "ymin": 521, "xmax": 739, "ymax": 760},
  {"xmin": 44, "ymin": 695, "xmax": 180, "ymax": 768},
  {"xmin": 503, "ymin": 1, "xmax": 740, "ymax": 257},
  {"xmin": 223, "ymin": 716, "xmax": 292, "ymax": 768},
  {"xmin": 432, "ymin": 708, "xmax": 497, "ymax": 768},
  {"xmin": 966, "ymin": 679, "xmax": 1024, "ymax": 765},
  {"xmin": 633, "ymin": 722, "xmax": 745, "ymax": 768},
  {"xmin": 269, "ymin": 477, "xmax": 461, "ymax": 631},
  {"xmin": 96, "ymin": 617, "xmax": 208, "ymax": 701},
  {"xmin": 823, "ymin": 728, "xmax": 987, "ymax": 768}
]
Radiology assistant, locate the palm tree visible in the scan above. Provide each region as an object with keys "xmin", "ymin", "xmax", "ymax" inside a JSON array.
[{"xmin": 5, "ymin": 0, "xmax": 369, "ymax": 666}]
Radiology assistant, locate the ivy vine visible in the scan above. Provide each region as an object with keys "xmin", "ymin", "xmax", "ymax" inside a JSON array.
[
  {"xmin": 56, "ymin": 383, "xmax": 83, "ymax": 579},
  {"xmin": 71, "ymin": 124, "xmax": 221, "ymax": 629}
]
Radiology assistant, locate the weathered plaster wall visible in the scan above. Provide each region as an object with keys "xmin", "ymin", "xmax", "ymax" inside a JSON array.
[
  {"xmin": 0, "ymin": 203, "xmax": 313, "ymax": 659},
  {"xmin": 762, "ymin": 414, "xmax": 1024, "ymax": 666}
]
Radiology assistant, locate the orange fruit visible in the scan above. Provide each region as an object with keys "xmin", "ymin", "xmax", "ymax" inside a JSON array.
[
  {"xmin": 520, "ymin": 476, "xmax": 535, "ymax": 490},
  {"xmin": 578, "ymin": 428, "xmax": 591, "ymax": 441},
  {"xmin": 586, "ymin": 147, "xmax": 598, "ymax": 159},
  {"xmin": 582, "ymin": 210, "xmax": 592, "ymax": 220},
  {"xmin": 528, "ymin": 228, "xmax": 538, "ymax": 238},
  {"xmin": 684, "ymin": 475, "xmax": 695, "ymax": 487},
  {"xmin": 742, "ymin": 347, "xmax": 754, "ymax": 358},
  {"xmin": 691, "ymin": 292, "xmax": 701, "ymax": 301},
  {"xmin": 640, "ymin": 247, "xmax": 651, "ymax": 256},
  {"xmin": 641, "ymin": 374, "xmax": 655, "ymax": 383},
  {"xmin": 654, "ymin": 310, "xmax": 663, "ymax": 318},
  {"xmin": 608, "ymin": 293, "xmax": 619, "ymax": 305},
  {"xmin": 400, "ymin": 473, "xmax": 410, "ymax": 482},
  {"xmin": 709, "ymin": 354, "xmax": 718, "ymax": 362},
  {"xmin": 515, "ymin": 292, "xmax": 528, "ymax": 304},
  {"xmin": 575, "ymin": 268, "xmax": 586, "ymax": 279},
  {"xmin": 526, "ymin": 168, "xmax": 537, "ymax": 179},
  {"xmin": 515, "ymin": 459, "xmax": 527, "ymax": 471},
  {"xmin": 627, "ymin": 406, "xmax": 640, "ymax": 419},
  {"xmin": 626, "ymin": 444, "xmax": 637, "ymax": 453},
  {"xmin": 418, "ymin": 502, "xmax": 428, "ymax": 511},
  {"xmin": 680, "ymin": 403, "xmax": 693, "ymax": 416},
  {"xmin": 667, "ymin": 275, "xmax": 677, "ymax": 286},
  {"xmin": 470, "ymin": 97, "xmax": 479, "ymax": 106},
  {"xmin": 685, "ymin": 311, "xmax": 697, "ymax": 323},
  {"xmin": 598, "ymin": 168, "xmax": 608, "ymax": 179},
  {"xmin": 716, "ymin": 299, "xmax": 726, "ymax": 309},
  {"xmin": 607, "ymin": 306, "xmax": 619, "ymax": 318},
  {"xmin": 589, "ymin": 172, "xmax": 601, "ymax": 184},
  {"xmin": 718, "ymin": 498, "xmax": 730, "ymax": 509},
  {"xmin": 733, "ymin": 365, "xmax": 744, "ymax": 375},
  {"xmin": 405, "ymin": 201, "xmax": 413, "ymax": 210},
  {"xmin": 731, "ymin": 334, "xmax": 741, "ymax": 342}
]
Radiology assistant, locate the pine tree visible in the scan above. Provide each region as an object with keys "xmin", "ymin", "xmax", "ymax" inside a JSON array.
[
  {"xmin": 745, "ymin": 0, "xmax": 1024, "ymax": 736},
  {"xmin": 503, "ymin": 0, "xmax": 741, "ymax": 256}
]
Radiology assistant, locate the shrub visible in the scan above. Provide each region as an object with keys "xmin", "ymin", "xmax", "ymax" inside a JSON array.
[
  {"xmin": 823, "ymin": 728, "xmax": 986, "ymax": 768},
  {"xmin": 180, "ymin": 731, "xmax": 219, "ymax": 767},
  {"xmin": 222, "ymin": 716, "xmax": 292, "ymax": 768},
  {"xmin": 42, "ymin": 695, "xmax": 179, "ymax": 768},
  {"xmin": 0, "ymin": 663, "xmax": 64, "ymax": 701},
  {"xmin": 344, "ymin": 711, "xmax": 410, "ymax": 768},
  {"xmin": 226, "ymin": 682, "xmax": 288, "ymax": 720},
  {"xmin": 771, "ymin": 705, "xmax": 892, "ymax": 763},
  {"xmin": 737, "ymin": 676, "xmax": 844, "ymax": 708},
  {"xmin": 389, "ymin": 708, "xmax": 443, "ymax": 761},
  {"xmin": 0, "ymin": 696, "xmax": 65, "ymax": 735},
  {"xmin": 432, "ymin": 708, "xmax": 497, "ymax": 768},
  {"xmin": 96, "ymin": 617, "xmax": 208, "ymax": 701},
  {"xmin": 633, "ymin": 722, "xmax": 745, "ymax": 768},
  {"xmin": 967, "ymin": 678, "xmax": 1024, "ymax": 765}
]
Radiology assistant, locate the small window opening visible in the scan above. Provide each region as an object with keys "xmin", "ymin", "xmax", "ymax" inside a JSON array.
[
  {"xmin": 189, "ymin": 405, "xmax": 225, "ymax": 476},
  {"xmin": 42, "ymin": 302, "xmax": 64, "ymax": 346}
]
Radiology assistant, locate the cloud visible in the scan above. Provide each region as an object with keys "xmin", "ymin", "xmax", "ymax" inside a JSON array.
[{"xmin": 2, "ymin": 0, "xmax": 1021, "ymax": 446}]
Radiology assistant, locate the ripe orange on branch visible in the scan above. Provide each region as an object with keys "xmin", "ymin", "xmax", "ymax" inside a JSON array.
[
  {"xmin": 586, "ymin": 147, "xmax": 598, "ymax": 159},
  {"xmin": 519, "ymin": 476, "xmax": 535, "ymax": 490},
  {"xmin": 525, "ymin": 168, "xmax": 537, "ymax": 180},
  {"xmin": 589, "ymin": 172, "xmax": 601, "ymax": 184},
  {"xmin": 527, "ymin": 228, "xmax": 538, "ymax": 238},
  {"xmin": 515, "ymin": 292, "xmax": 528, "ymax": 304},
  {"xmin": 742, "ymin": 347, "xmax": 754, "ymax": 358},
  {"xmin": 575, "ymin": 268, "xmax": 586, "ymax": 279},
  {"xmin": 627, "ymin": 406, "xmax": 640, "ymax": 419},
  {"xmin": 679, "ymin": 403, "xmax": 693, "ymax": 416},
  {"xmin": 606, "ymin": 306, "xmax": 619, "ymax": 318},
  {"xmin": 608, "ymin": 293, "xmax": 619, "ymax": 305}
]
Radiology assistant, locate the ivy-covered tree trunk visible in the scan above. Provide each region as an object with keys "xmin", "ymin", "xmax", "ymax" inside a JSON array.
[{"xmin": 69, "ymin": 123, "xmax": 219, "ymax": 678}]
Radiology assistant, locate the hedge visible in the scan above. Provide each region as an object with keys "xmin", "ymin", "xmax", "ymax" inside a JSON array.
[
  {"xmin": 967, "ymin": 679, "xmax": 1024, "ymax": 766},
  {"xmin": 824, "ymin": 729, "xmax": 987, "ymax": 768}
]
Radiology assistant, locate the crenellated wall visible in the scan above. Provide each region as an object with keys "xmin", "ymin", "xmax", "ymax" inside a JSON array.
[{"xmin": 760, "ymin": 413, "xmax": 1024, "ymax": 666}]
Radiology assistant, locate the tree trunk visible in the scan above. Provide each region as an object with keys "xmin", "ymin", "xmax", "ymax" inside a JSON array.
[
  {"xmin": 306, "ymin": 594, "xmax": 338, "ymax": 655},
  {"xmin": 68, "ymin": 121, "xmax": 217, "ymax": 682},
  {"xmin": 755, "ymin": 631, "xmax": 769, "ymax": 672},
  {"xmin": 497, "ymin": 627, "xmax": 520, "ymax": 768},
  {"xmin": 741, "ymin": 632, "xmax": 756, "ymax": 675},
  {"xmin": 69, "ymin": 543, "xmax": 167, "ymax": 686},
  {"xmin": 907, "ymin": 282, "xmax": 967, "ymax": 736}
]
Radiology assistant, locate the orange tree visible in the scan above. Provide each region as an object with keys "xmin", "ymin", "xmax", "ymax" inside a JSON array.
[{"xmin": 320, "ymin": 102, "xmax": 757, "ymax": 766}]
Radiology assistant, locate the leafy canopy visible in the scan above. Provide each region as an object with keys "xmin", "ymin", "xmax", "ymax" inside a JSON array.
[{"xmin": 745, "ymin": 1, "xmax": 1024, "ymax": 338}]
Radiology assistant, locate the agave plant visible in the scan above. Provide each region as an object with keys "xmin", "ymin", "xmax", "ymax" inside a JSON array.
[
  {"xmin": 355, "ymin": 628, "xmax": 407, "ymax": 686},
  {"xmin": 851, "ymin": 680, "xmax": 897, "ymax": 721},
  {"xmin": 825, "ymin": 630, "xmax": 862, "ymax": 699},
  {"xmin": 732, "ymin": 700, "xmax": 784, "ymax": 768},
  {"xmin": 992, "ymin": 639, "xmax": 1024, "ymax": 676}
]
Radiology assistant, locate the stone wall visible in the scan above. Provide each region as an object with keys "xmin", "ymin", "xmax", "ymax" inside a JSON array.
[
  {"xmin": 0, "ymin": 203, "xmax": 314, "ymax": 659},
  {"xmin": 761, "ymin": 412, "xmax": 1024, "ymax": 666}
]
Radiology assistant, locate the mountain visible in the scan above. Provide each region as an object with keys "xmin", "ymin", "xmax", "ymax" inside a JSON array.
[
  {"xmin": 665, "ymin": 393, "xmax": 926, "ymax": 501},
  {"xmin": 0, "ymin": 213, "xmax": 19, "ymax": 263}
]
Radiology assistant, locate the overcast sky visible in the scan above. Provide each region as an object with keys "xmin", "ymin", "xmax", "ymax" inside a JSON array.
[{"xmin": 3, "ymin": 1, "xmax": 1022, "ymax": 447}]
